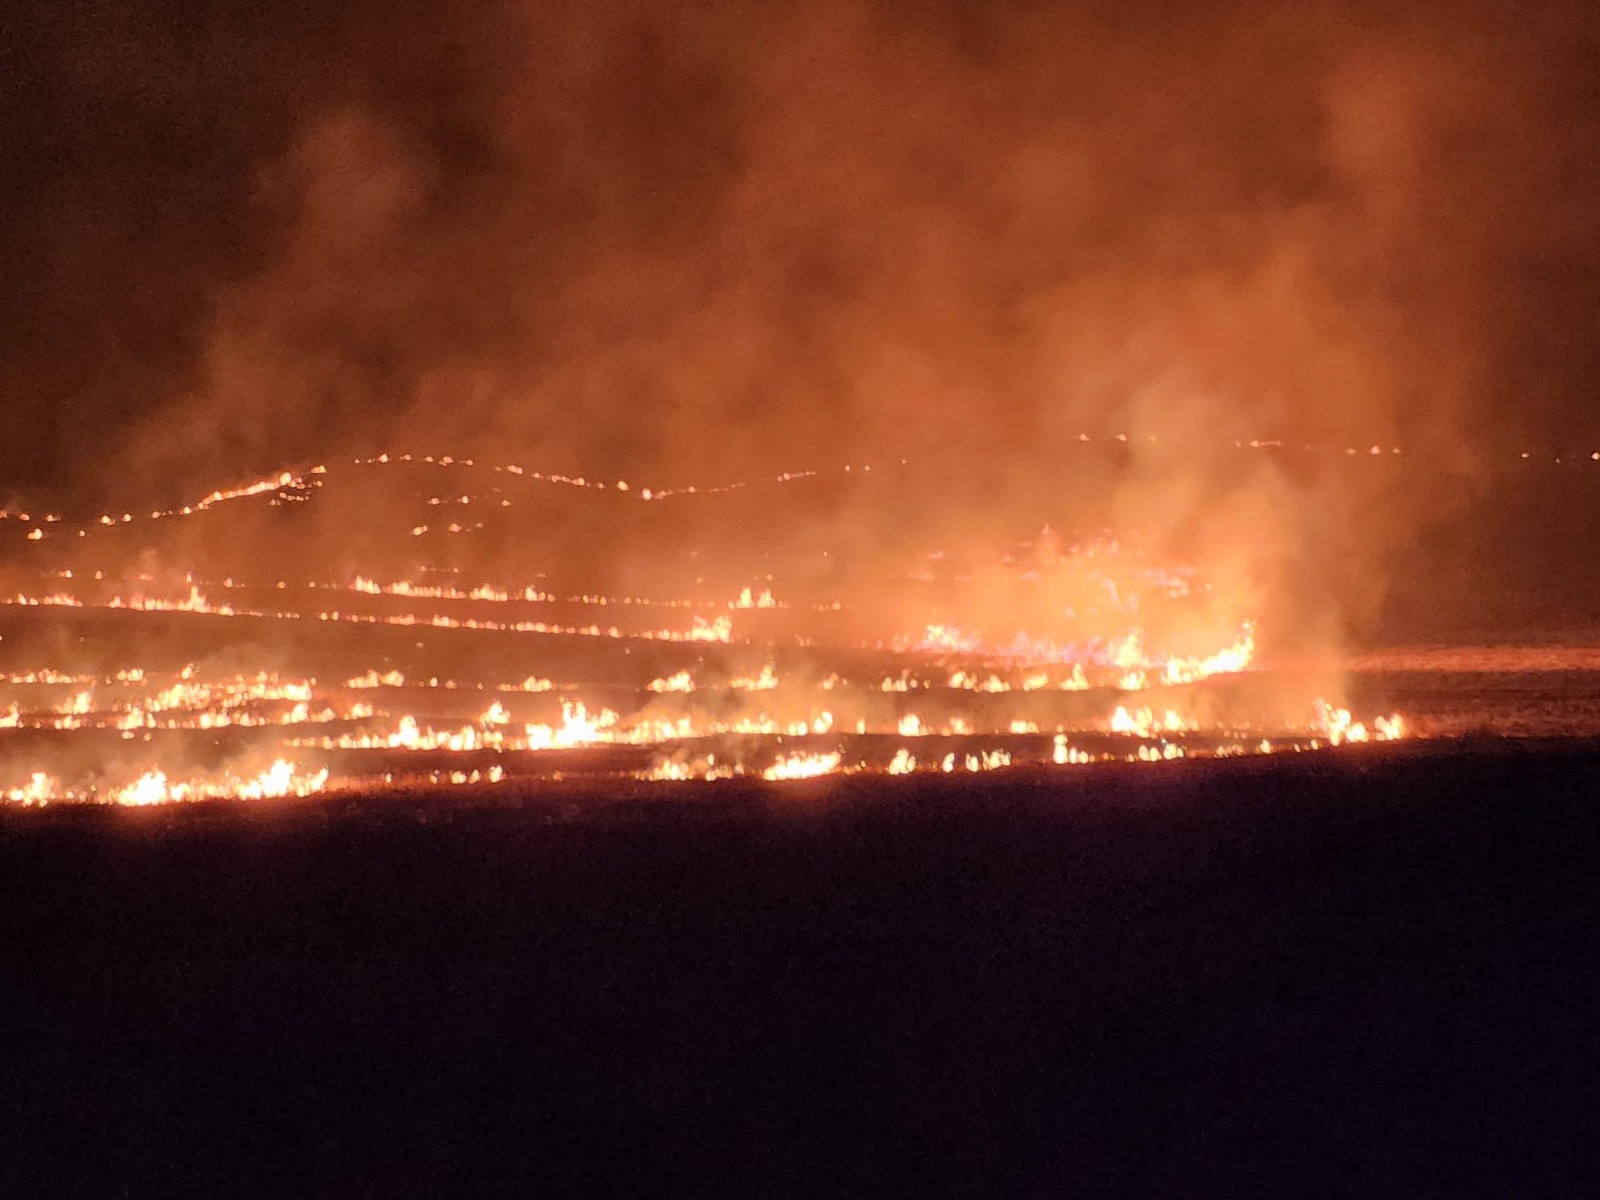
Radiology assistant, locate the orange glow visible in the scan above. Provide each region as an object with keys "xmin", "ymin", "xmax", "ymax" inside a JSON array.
[{"xmin": 0, "ymin": 456, "xmax": 1415, "ymax": 804}]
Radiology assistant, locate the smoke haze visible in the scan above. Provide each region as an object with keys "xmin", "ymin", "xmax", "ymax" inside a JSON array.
[{"xmin": 5, "ymin": 0, "xmax": 1600, "ymax": 645}]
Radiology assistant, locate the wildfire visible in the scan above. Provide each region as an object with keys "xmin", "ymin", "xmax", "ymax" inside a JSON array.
[
  {"xmin": 649, "ymin": 669, "xmax": 695, "ymax": 693},
  {"xmin": 730, "ymin": 662, "xmax": 780, "ymax": 691},
  {"xmin": 762, "ymin": 751, "xmax": 844, "ymax": 781},
  {"xmin": 1110, "ymin": 706, "xmax": 1197, "ymax": 737},
  {"xmin": 1313, "ymin": 701, "xmax": 1404, "ymax": 746},
  {"xmin": 4, "ymin": 760, "xmax": 330, "ymax": 807},
  {"xmin": 733, "ymin": 585, "xmax": 779, "ymax": 609},
  {"xmin": 525, "ymin": 701, "xmax": 615, "ymax": 749},
  {"xmin": 0, "ymin": 456, "xmax": 1416, "ymax": 805}
]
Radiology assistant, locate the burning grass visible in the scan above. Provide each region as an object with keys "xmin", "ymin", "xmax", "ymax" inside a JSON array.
[{"xmin": 0, "ymin": 456, "xmax": 1404, "ymax": 804}]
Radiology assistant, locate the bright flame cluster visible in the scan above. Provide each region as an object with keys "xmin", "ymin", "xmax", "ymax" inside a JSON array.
[
  {"xmin": 7, "ymin": 760, "xmax": 330, "ymax": 807},
  {"xmin": 0, "ymin": 459, "xmax": 1414, "ymax": 805}
]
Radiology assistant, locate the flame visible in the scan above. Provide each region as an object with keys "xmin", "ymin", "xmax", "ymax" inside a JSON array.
[
  {"xmin": 762, "ymin": 751, "xmax": 843, "ymax": 781},
  {"xmin": 101, "ymin": 759, "xmax": 330, "ymax": 806},
  {"xmin": 0, "ymin": 457, "xmax": 1415, "ymax": 803},
  {"xmin": 1375, "ymin": 714, "xmax": 1405, "ymax": 740},
  {"xmin": 730, "ymin": 662, "xmax": 780, "ymax": 691},
  {"xmin": 5, "ymin": 773, "xmax": 57, "ymax": 804},
  {"xmin": 1053, "ymin": 734, "xmax": 1091, "ymax": 765},
  {"xmin": 732, "ymin": 585, "xmax": 778, "ymax": 609},
  {"xmin": 1313, "ymin": 700, "xmax": 1404, "ymax": 746},
  {"xmin": 649, "ymin": 669, "xmax": 695, "ymax": 693},
  {"xmin": 523, "ymin": 701, "xmax": 617, "ymax": 750},
  {"xmin": 1110, "ymin": 706, "xmax": 1197, "ymax": 737}
]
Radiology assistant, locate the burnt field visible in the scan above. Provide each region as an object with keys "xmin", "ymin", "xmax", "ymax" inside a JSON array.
[{"xmin": 5, "ymin": 742, "xmax": 1598, "ymax": 1197}]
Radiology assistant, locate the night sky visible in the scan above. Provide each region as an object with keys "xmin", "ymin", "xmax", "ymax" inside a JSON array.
[{"xmin": 4, "ymin": 0, "xmax": 1600, "ymax": 509}]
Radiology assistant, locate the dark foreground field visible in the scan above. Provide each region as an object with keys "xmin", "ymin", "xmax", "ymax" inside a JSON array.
[{"xmin": 4, "ymin": 743, "xmax": 1599, "ymax": 1198}]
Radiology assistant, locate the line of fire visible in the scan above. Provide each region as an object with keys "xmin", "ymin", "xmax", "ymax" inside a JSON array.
[{"xmin": 0, "ymin": 445, "xmax": 1406, "ymax": 806}]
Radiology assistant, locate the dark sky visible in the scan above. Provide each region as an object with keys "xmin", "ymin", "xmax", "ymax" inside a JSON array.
[{"xmin": 4, "ymin": 0, "xmax": 1600, "ymax": 509}]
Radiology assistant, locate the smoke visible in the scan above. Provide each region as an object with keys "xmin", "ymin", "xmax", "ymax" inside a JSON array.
[{"xmin": 7, "ymin": 0, "xmax": 1600, "ymax": 648}]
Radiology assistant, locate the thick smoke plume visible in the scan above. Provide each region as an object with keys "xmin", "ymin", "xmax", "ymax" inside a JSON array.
[{"xmin": 6, "ymin": 0, "xmax": 1600, "ymax": 649}]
